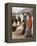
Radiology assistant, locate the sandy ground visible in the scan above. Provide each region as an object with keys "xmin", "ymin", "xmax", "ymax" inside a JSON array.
[
  {"xmin": 12, "ymin": 32, "xmax": 26, "ymax": 39},
  {"xmin": 12, "ymin": 23, "xmax": 33, "ymax": 39}
]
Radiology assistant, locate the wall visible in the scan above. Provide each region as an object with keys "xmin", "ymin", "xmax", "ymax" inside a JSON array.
[{"xmin": 0, "ymin": 0, "xmax": 37, "ymax": 46}]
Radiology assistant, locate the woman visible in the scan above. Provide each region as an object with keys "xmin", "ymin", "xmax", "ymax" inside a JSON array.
[{"xmin": 25, "ymin": 13, "xmax": 32, "ymax": 37}]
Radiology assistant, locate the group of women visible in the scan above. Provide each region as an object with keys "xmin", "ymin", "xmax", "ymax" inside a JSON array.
[{"xmin": 11, "ymin": 13, "xmax": 33, "ymax": 37}]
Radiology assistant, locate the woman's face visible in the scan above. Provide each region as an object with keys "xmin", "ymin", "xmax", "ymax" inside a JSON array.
[{"xmin": 27, "ymin": 15, "xmax": 29, "ymax": 21}]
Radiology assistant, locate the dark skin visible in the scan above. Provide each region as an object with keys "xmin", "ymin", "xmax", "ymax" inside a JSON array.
[
  {"xmin": 11, "ymin": 16, "xmax": 21, "ymax": 32},
  {"xmin": 11, "ymin": 16, "xmax": 17, "ymax": 32},
  {"xmin": 21, "ymin": 20, "xmax": 26, "ymax": 35}
]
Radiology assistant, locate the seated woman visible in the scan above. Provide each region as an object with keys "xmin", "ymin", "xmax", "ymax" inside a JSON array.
[
  {"xmin": 14, "ymin": 21, "xmax": 25, "ymax": 35},
  {"xmin": 11, "ymin": 16, "xmax": 17, "ymax": 32},
  {"xmin": 17, "ymin": 16, "xmax": 21, "ymax": 27}
]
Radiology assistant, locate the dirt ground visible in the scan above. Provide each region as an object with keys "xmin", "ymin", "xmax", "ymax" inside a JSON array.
[{"xmin": 12, "ymin": 31, "xmax": 26, "ymax": 39}]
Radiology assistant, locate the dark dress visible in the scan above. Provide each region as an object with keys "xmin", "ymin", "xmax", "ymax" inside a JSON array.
[{"xmin": 21, "ymin": 16, "xmax": 27, "ymax": 35}]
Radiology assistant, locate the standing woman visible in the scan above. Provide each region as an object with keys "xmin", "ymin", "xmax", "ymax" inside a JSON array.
[
  {"xmin": 28, "ymin": 14, "xmax": 32, "ymax": 36},
  {"xmin": 25, "ymin": 13, "xmax": 32, "ymax": 37}
]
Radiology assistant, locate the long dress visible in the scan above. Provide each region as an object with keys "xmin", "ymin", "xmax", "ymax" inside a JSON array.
[{"xmin": 25, "ymin": 16, "xmax": 32, "ymax": 37}]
